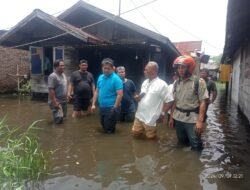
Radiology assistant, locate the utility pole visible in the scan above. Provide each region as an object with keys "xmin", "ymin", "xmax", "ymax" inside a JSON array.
[{"xmin": 118, "ymin": 0, "xmax": 121, "ymax": 17}]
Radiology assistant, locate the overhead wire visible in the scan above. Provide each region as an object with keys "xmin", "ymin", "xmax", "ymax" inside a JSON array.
[
  {"xmin": 0, "ymin": 0, "xmax": 158, "ymax": 50},
  {"xmin": 149, "ymin": 4, "xmax": 222, "ymax": 51},
  {"xmin": 129, "ymin": 0, "xmax": 160, "ymax": 34},
  {"xmin": 0, "ymin": 0, "xmax": 222, "ymax": 52},
  {"xmin": 156, "ymin": 9, "xmax": 220, "ymax": 50}
]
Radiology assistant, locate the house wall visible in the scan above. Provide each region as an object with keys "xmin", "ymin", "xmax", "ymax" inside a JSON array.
[
  {"xmin": 32, "ymin": 46, "xmax": 80, "ymax": 95},
  {"xmin": 60, "ymin": 10, "xmax": 178, "ymax": 84},
  {"xmin": 238, "ymin": 42, "xmax": 250, "ymax": 122},
  {"xmin": 0, "ymin": 46, "xmax": 29, "ymax": 93},
  {"xmin": 231, "ymin": 48, "xmax": 241, "ymax": 105},
  {"xmin": 78, "ymin": 47, "xmax": 149, "ymax": 90},
  {"xmin": 64, "ymin": 46, "xmax": 79, "ymax": 78},
  {"xmin": 31, "ymin": 46, "xmax": 79, "ymax": 95}
]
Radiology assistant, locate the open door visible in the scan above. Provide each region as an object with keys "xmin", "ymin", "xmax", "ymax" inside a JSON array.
[
  {"xmin": 53, "ymin": 46, "xmax": 64, "ymax": 61},
  {"xmin": 30, "ymin": 47, "xmax": 43, "ymax": 74}
]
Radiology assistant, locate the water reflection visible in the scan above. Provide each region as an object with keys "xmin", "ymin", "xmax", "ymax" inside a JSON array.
[
  {"xmin": 0, "ymin": 89, "xmax": 249, "ymax": 190},
  {"xmin": 200, "ymin": 90, "xmax": 250, "ymax": 190}
]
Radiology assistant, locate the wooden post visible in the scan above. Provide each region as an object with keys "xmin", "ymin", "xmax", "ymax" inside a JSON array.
[
  {"xmin": 225, "ymin": 81, "xmax": 229, "ymax": 96},
  {"xmin": 118, "ymin": 0, "xmax": 121, "ymax": 17},
  {"xmin": 17, "ymin": 61, "xmax": 20, "ymax": 92}
]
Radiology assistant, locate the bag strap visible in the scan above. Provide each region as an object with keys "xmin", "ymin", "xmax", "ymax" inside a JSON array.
[{"xmin": 193, "ymin": 76, "xmax": 199, "ymax": 96}]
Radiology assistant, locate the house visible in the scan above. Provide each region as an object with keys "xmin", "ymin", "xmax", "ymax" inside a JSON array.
[
  {"xmin": 200, "ymin": 63, "xmax": 219, "ymax": 80},
  {"xmin": 0, "ymin": 0, "xmax": 180, "ymax": 96},
  {"xmin": 173, "ymin": 41, "xmax": 202, "ymax": 55},
  {"xmin": 0, "ymin": 9, "xmax": 105, "ymax": 96},
  {"xmin": 0, "ymin": 30, "xmax": 29, "ymax": 93},
  {"xmin": 222, "ymin": 0, "xmax": 250, "ymax": 122}
]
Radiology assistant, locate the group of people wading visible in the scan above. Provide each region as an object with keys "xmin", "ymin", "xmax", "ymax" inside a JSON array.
[{"xmin": 48, "ymin": 55, "xmax": 217, "ymax": 151}]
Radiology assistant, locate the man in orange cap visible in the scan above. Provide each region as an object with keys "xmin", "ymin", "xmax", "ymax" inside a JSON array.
[{"xmin": 169, "ymin": 56, "xmax": 208, "ymax": 151}]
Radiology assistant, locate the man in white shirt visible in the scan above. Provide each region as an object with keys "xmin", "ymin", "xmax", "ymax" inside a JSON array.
[{"xmin": 132, "ymin": 61, "xmax": 173, "ymax": 139}]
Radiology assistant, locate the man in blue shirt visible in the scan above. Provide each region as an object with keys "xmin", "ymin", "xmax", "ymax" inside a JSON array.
[
  {"xmin": 116, "ymin": 66, "xmax": 137, "ymax": 122},
  {"xmin": 91, "ymin": 58, "xmax": 123, "ymax": 133}
]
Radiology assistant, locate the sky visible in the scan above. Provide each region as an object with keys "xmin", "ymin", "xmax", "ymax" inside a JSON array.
[{"xmin": 0, "ymin": 0, "xmax": 228, "ymax": 56}]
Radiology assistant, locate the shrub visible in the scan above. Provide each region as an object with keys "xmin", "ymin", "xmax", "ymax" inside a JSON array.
[{"xmin": 0, "ymin": 118, "xmax": 49, "ymax": 189}]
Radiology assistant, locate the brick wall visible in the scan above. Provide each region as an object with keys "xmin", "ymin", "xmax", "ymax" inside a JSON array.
[{"xmin": 0, "ymin": 46, "xmax": 29, "ymax": 93}]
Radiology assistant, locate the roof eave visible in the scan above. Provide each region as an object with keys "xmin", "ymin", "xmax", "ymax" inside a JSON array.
[{"xmin": 58, "ymin": 0, "xmax": 180, "ymax": 56}]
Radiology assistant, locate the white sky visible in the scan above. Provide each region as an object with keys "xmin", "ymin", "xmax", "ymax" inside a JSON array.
[{"xmin": 0, "ymin": 0, "xmax": 228, "ymax": 55}]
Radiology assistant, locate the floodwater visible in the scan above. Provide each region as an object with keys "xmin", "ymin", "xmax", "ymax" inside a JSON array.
[{"xmin": 0, "ymin": 86, "xmax": 250, "ymax": 190}]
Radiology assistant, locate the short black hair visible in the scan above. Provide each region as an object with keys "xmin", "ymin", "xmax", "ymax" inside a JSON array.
[
  {"xmin": 200, "ymin": 68, "xmax": 209, "ymax": 74},
  {"xmin": 101, "ymin": 58, "xmax": 114, "ymax": 67},
  {"xmin": 80, "ymin": 59, "xmax": 88, "ymax": 65},
  {"xmin": 53, "ymin": 59, "xmax": 64, "ymax": 68},
  {"xmin": 116, "ymin": 66, "xmax": 125, "ymax": 72}
]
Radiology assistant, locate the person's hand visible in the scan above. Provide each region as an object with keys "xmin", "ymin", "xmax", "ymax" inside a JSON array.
[
  {"xmin": 91, "ymin": 105, "xmax": 96, "ymax": 113},
  {"xmin": 67, "ymin": 94, "xmax": 72, "ymax": 102},
  {"xmin": 168, "ymin": 117, "xmax": 174, "ymax": 128},
  {"xmin": 209, "ymin": 99, "xmax": 214, "ymax": 104},
  {"xmin": 156, "ymin": 114, "xmax": 165, "ymax": 123},
  {"xmin": 67, "ymin": 94, "xmax": 72, "ymax": 99},
  {"xmin": 112, "ymin": 106, "xmax": 119, "ymax": 113},
  {"xmin": 134, "ymin": 94, "xmax": 140, "ymax": 102},
  {"xmin": 52, "ymin": 101, "xmax": 60, "ymax": 109},
  {"xmin": 195, "ymin": 121, "xmax": 204, "ymax": 136},
  {"xmin": 134, "ymin": 92, "xmax": 145, "ymax": 102}
]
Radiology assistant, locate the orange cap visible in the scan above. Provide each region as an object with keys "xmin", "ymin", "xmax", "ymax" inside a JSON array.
[{"xmin": 173, "ymin": 55, "xmax": 196, "ymax": 74}]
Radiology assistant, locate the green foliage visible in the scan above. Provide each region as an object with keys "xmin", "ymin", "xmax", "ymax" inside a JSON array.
[
  {"xmin": 0, "ymin": 118, "xmax": 50, "ymax": 189},
  {"xmin": 210, "ymin": 54, "xmax": 223, "ymax": 65},
  {"xmin": 18, "ymin": 80, "xmax": 31, "ymax": 96}
]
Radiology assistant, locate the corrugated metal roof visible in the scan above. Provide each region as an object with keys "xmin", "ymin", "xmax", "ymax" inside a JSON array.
[
  {"xmin": 58, "ymin": 0, "xmax": 180, "ymax": 56},
  {"xmin": 222, "ymin": 0, "xmax": 250, "ymax": 63},
  {"xmin": 0, "ymin": 30, "xmax": 7, "ymax": 37},
  {"xmin": 0, "ymin": 9, "xmax": 106, "ymax": 49}
]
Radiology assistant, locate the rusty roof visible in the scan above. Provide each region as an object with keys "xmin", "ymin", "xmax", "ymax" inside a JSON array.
[
  {"xmin": 58, "ymin": 0, "xmax": 180, "ymax": 56},
  {"xmin": 173, "ymin": 41, "xmax": 202, "ymax": 55},
  {"xmin": 222, "ymin": 0, "xmax": 250, "ymax": 63},
  {"xmin": 0, "ymin": 9, "xmax": 107, "ymax": 49}
]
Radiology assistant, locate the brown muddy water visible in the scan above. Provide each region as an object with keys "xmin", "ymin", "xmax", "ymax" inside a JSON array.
[{"xmin": 0, "ymin": 89, "xmax": 250, "ymax": 190}]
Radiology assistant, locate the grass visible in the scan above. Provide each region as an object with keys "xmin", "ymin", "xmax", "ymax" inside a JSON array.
[
  {"xmin": 216, "ymin": 81, "xmax": 226, "ymax": 91},
  {"xmin": 0, "ymin": 117, "xmax": 50, "ymax": 189}
]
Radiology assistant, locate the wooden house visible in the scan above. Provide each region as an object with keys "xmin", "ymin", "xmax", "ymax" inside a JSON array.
[
  {"xmin": 222, "ymin": 0, "xmax": 250, "ymax": 122},
  {"xmin": 0, "ymin": 0, "xmax": 180, "ymax": 96}
]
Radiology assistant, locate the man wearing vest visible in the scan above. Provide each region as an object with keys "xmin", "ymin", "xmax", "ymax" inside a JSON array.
[{"xmin": 169, "ymin": 56, "xmax": 208, "ymax": 151}]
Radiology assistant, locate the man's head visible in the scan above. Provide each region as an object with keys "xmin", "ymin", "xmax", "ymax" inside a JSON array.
[
  {"xmin": 173, "ymin": 55, "xmax": 196, "ymax": 79},
  {"xmin": 79, "ymin": 59, "xmax": 88, "ymax": 72},
  {"xmin": 144, "ymin": 61, "xmax": 158, "ymax": 80},
  {"xmin": 101, "ymin": 58, "xmax": 114, "ymax": 76},
  {"xmin": 116, "ymin": 66, "xmax": 126, "ymax": 80},
  {"xmin": 53, "ymin": 59, "xmax": 64, "ymax": 74},
  {"xmin": 200, "ymin": 68, "xmax": 209, "ymax": 80}
]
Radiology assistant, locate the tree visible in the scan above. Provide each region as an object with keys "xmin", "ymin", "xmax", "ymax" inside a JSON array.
[{"xmin": 210, "ymin": 54, "xmax": 222, "ymax": 65}]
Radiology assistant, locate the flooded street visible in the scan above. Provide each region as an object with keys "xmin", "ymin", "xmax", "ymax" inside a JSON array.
[{"xmin": 0, "ymin": 87, "xmax": 249, "ymax": 190}]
